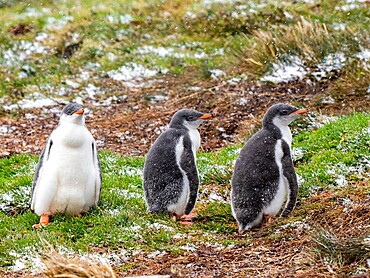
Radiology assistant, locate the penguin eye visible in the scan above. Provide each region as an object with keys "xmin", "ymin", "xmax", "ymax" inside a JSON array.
[
  {"xmin": 281, "ymin": 110, "xmax": 289, "ymax": 115},
  {"xmin": 186, "ymin": 116, "xmax": 196, "ymax": 121}
]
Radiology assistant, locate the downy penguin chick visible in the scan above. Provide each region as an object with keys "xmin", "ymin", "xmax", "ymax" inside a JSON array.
[
  {"xmin": 31, "ymin": 103, "xmax": 102, "ymax": 228},
  {"xmin": 231, "ymin": 103, "xmax": 308, "ymax": 232},
  {"xmin": 143, "ymin": 109, "xmax": 212, "ymax": 224}
]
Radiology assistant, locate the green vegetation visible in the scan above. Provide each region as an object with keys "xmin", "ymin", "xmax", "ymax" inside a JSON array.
[
  {"xmin": 0, "ymin": 112, "xmax": 369, "ymax": 273},
  {"xmin": 0, "ymin": 0, "xmax": 369, "ymax": 108}
]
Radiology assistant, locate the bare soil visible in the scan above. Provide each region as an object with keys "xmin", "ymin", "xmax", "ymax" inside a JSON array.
[{"xmin": 1, "ymin": 73, "xmax": 368, "ymax": 158}]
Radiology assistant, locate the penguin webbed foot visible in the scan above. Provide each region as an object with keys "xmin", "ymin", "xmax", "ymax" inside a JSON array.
[
  {"xmin": 170, "ymin": 212, "xmax": 198, "ymax": 226},
  {"xmin": 32, "ymin": 213, "xmax": 50, "ymax": 229}
]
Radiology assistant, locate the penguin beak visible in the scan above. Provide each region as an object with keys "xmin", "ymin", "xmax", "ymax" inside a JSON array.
[
  {"xmin": 74, "ymin": 109, "xmax": 84, "ymax": 115},
  {"xmin": 199, "ymin": 114, "xmax": 212, "ymax": 119},
  {"xmin": 291, "ymin": 109, "xmax": 309, "ymax": 115}
]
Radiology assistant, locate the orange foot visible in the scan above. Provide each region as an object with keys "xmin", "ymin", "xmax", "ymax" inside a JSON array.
[
  {"xmin": 32, "ymin": 214, "xmax": 50, "ymax": 229},
  {"xmin": 180, "ymin": 212, "xmax": 198, "ymax": 226}
]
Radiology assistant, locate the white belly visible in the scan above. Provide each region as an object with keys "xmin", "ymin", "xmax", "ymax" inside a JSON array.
[
  {"xmin": 32, "ymin": 144, "xmax": 97, "ymax": 216},
  {"xmin": 264, "ymin": 140, "xmax": 289, "ymax": 216},
  {"xmin": 167, "ymin": 136, "xmax": 189, "ymax": 216},
  {"xmin": 188, "ymin": 129, "xmax": 201, "ymax": 158}
]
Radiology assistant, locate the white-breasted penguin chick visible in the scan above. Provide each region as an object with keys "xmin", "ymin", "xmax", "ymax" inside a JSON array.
[
  {"xmin": 143, "ymin": 109, "xmax": 212, "ymax": 224},
  {"xmin": 231, "ymin": 103, "xmax": 308, "ymax": 232},
  {"xmin": 31, "ymin": 103, "xmax": 102, "ymax": 228}
]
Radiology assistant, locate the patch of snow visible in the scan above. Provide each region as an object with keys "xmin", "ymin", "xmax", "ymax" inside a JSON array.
[
  {"xmin": 119, "ymin": 166, "xmax": 143, "ymax": 177},
  {"xmin": 84, "ymin": 62, "xmax": 101, "ymax": 70},
  {"xmin": 137, "ymin": 45, "xmax": 208, "ymax": 60},
  {"xmin": 355, "ymin": 48, "xmax": 370, "ymax": 70},
  {"xmin": 321, "ymin": 96, "xmax": 336, "ymax": 104},
  {"xmin": 109, "ymin": 188, "xmax": 142, "ymax": 199},
  {"xmin": 332, "ymin": 23, "xmax": 346, "ymax": 31},
  {"xmin": 305, "ymin": 113, "xmax": 338, "ymax": 129},
  {"xmin": 147, "ymin": 250, "xmax": 166, "ymax": 259},
  {"xmin": 1, "ymin": 40, "xmax": 49, "ymax": 67},
  {"xmin": 0, "ymin": 125, "xmax": 16, "ymax": 134},
  {"xmin": 65, "ymin": 79, "xmax": 80, "ymax": 89},
  {"xmin": 291, "ymin": 147, "xmax": 305, "ymax": 161},
  {"xmin": 108, "ymin": 63, "xmax": 158, "ymax": 83},
  {"xmin": 148, "ymin": 95, "xmax": 168, "ymax": 104},
  {"xmin": 210, "ymin": 69, "xmax": 226, "ymax": 79},
  {"xmin": 180, "ymin": 243, "xmax": 198, "ymax": 252},
  {"xmin": 9, "ymin": 247, "xmax": 44, "ymax": 274},
  {"xmin": 237, "ymin": 98, "xmax": 248, "ymax": 106},
  {"xmin": 261, "ymin": 56, "xmax": 307, "ymax": 83},
  {"xmin": 335, "ymin": 2, "xmax": 366, "ymax": 11},
  {"xmin": 35, "ymin": 32, "xmax": 49, "ymax": 42},
  {"xmin": 44, "ymin": 16, "xmax": 74, "ymax": 30},
  {"xmin": 4, "ymin": 92, "xmax": 58, "ymax": 111},
  {"xmin": 227, "ymin": 77, "xmax": 241, "ymax": 85},
  {"xmin": 106, "ymin": 14, "xmax": 133, "ymax": 24},
  {"xmin": 311, "ymin": 53, "xmax": 346, "ymax": 81},
  {"xmin": 148, "ymin": 222, "xmax": 175, "ymax": 232},
  {"xmin": 209, "ymin": 192, "xmax": 227, "ymax": 203}
]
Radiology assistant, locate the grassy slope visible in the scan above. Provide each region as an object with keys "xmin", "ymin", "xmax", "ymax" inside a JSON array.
[
  {"xmin": 0, "ymin": 0, "xmax": 369, "ymax": 106},
  {"xmin": 0, "ymin": 112, "xmax": 369, "ymax": 275}
]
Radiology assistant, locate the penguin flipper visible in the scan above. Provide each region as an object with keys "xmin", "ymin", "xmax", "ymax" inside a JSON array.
[
  {"xmin": 92, "ymin": 141, "xmax": 102, "ymax": 206},
  {"xmin": 181, "ymin": 136, "xmax": 199, "ymax": 215},
  {"xmin": 281, "ymin": 140, "xmax": 298, "ymax": 217},
  {"xmin": 31, "ymin": 138, "xmax": 53, "ymax": 209}
]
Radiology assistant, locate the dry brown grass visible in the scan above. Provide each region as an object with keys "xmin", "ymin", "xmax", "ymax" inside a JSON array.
[
  {"xmin": 41, "ymin": 251, "xmax": 116, "ymax": 278},
  {"xmin": 241, "ymin": 19, "xmax": 362, "ymax": 76}
]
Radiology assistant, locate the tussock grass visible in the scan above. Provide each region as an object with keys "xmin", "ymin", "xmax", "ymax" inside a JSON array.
[
  {"xmin": 42, "ymin": 251, "xmax": 116, "ymax": 278},
  {"xmin": 241, "ymin": 19, "xmax": 365, "ymax": 76},
  {"xmin": 312, "ymin": 228, "xmax": 370, "ymax": 266}
]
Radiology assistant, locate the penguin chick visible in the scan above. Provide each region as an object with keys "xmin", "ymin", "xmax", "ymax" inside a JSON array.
[
  {"xmin": 31, "ymin": 103, "xmax": 102, "ymax": 228},
  {"xmin": 143, "ymin": 109, "xmax": 212, "ymax": 223},
  {"xmin": 231, "ymin": 103, "xmax": 308, "ymax": 232}
]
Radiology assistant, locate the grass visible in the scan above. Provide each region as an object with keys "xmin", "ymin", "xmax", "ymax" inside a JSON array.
[
  {"xmin": 0, "ymin": 112, "xmax": 369, "ymax": 274},
  {"xmin": 0, "ymin": 0, "xmax": 369, "ymax": 108}
]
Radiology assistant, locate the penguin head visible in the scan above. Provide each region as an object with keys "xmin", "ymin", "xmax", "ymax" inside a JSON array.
[
  {"xmin": 263, "ymin": 103, "xmax": 308, "ymax": 127},
  {"xmin": 169, "ymin": 109, "xmax": 212, "ymax": 130},
  {"xmin": 60, "ymin": 103, "xmax": 85, "ymax": 125}
]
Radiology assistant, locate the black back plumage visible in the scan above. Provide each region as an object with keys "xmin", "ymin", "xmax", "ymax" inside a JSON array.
[
  {"xmin": 143, "ymin": 109, "xmax": 210, "ymax": 215},
  {"xmin": 231, "ymin": 103, "xmax": 307, "ymax": 231}
]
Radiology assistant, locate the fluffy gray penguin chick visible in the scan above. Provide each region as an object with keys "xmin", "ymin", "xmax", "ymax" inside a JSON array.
[
  {"xmin": 231, "ymin": 103, "xmax": 308, "ymax": 232},
  {"xmin": 143, "ymin": 109, "xmax": 212, "ymax": 223},
  {"xmin": 31, "ymin": 103, "xmax": 102, "ymax": 228}
]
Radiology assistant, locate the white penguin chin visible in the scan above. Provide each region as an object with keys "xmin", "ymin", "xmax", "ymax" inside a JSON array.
[
  {"xmin": 183, "ymin": 119, "xmax": 203, "ymax": 130},
  {"xmin": 60, "ymin": 114, "xmax": 85, "ymax": 126}
]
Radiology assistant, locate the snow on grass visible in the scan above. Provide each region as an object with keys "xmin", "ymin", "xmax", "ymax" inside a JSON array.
[
  {"xmin": 9, "ymin": 247, "xmax": 44, "ymax": 274},
  {"xmin": 291, "ymin": 147, "xmax": 305, "ymax": 161},
  {"xmin": 3, "ymin": 92, "xmax": 58, "ymax": 111},
  {"xmin": 107, "ymin": 63, "xmax": 158, "ymax": 87},
  {"xmin": 310, "ymin": 53, "xmax": 346, "ymax": 81},
  {"xmin": 44, "ymin": 16, "xmax": 74, "ymax": 30},
  {"xmin": 0, "ymin": 186, "xmax": 31, "ymax": 212},
  {"xmin": 148, "ymin": 222, "xmax": 175, "ymax": 232},
  {"xmin": 355, "ymin": 48, "xmax": 370, "ymax": 70},
  {"xmin": 305, "ymin": 113, "xmax": 338, "ymax": 129},
  {"xmin": 260, "ymin": 56, "xmax": 307, "ymax": 83},
  {"xmin": 335, "ymin": 0, "xmax": 367, "ymax": 11},
  {"xmin": 137, "ymin": 45, "xmax": 208, "ymax": 60},
  {"xmin": 1, "ymin": 41, "xmax": 49, "ymax": 67},
  {"xmin": 326, "ymin": 157, "xmax": 370, "ymax": 187},
  {"xmin": 261, "ymin": 52, "xmax": 348, "ymax": 84},
  {"xmin": 0, "ymin": 125, "xmax": 16, "ymax": 134},
  {"xmin": 209, "ymin": 192, "xmax": 227, "ymax": 203},
  {"xmin": 108, "ymin": 188, "xmax": 142, "ymax": 199},
  {"xmin": 106, "ymin": 14, "xmax": 133, "ymax": 24},
  {"xmin": 210, "ymin": 69, "xmax": 226, "ymax": 79},
  {"xmin": 119, "ymin": 166, "xmax": 143, "ymax": 177}
]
